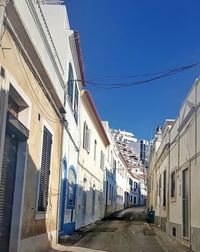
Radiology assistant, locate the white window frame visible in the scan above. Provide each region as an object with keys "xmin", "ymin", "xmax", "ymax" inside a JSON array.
[
  {"xmin": 100, "ymin": 150, "xmax": 105, "ymax": 170},
  {"xmin": 83, "ymin": 121, "xmax": 91, "ymax": 153}
]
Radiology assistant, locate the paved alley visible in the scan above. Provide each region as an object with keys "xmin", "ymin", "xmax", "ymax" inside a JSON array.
[{"xmin": 47, "ymin": 207, "xmax": 192, "ymax": 252}]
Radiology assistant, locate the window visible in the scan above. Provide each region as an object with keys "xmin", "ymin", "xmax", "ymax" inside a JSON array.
[
  {"xmin": 83, "ymin": 122, "xmax": 91, "ymax": 152},
  {"xmin": 67, "ymin": 63, "xmax": 74, "ymax": 106},
  {"xmin": 100, "ymin": 151, "xmax": 105, "ymax": 170},
  {"xmin": 163, "ymin": 170, "xmax": 166, "ymax": 207},
  {"xmin": 67, "ymin": 63, "xmax": 79, "ymax": 123},
  {"xmin": 74, "ymin": 84, "xmax": 79, "ymax": 123},
  {"xmin": 110, "ymin": 150, "xmax": 113, "ymax": 167},
  {"xmin": 37, "ymin": 126, "xmax": 52, "ymax": 212},
  {"xmin": 109, "ymin": 184, "xmax": 111, "ymax": 200},
  {"xmin": 67, "ymin": 168, "xmax": 76, "ymax": 208},
  {"xmin": 171, "ymin": 171, "xmax": 176, "ymax": 198},
  {"xmin": 134, "ymin": 182, "xmax": 137, "ymax": 191},
  {"xmin": 0, "ymin": 66, "xmax": 5, "ymax": 78},
  {"xmin": 94, "ymin": 140, "xmax": 97, "ymax": 160},
  {"xmin": 8, "ymin": 96, "xmax": 19, "ymax": 118},
  {"xmin": 113, "ymin": 159, "xmax": 116, "ymax": 169},
  {"xmin": 159, "ymin": 175, "xmax": 162, "ymax": 197}
]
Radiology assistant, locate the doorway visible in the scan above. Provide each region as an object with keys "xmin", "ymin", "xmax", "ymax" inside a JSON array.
[
  {"xmin": 92, "ymin": 186, "xmax": 96, "ymax": 219},
  {"xmin": 182, "ymin": 168, "xmax": 189, "ymax": 239},
  {"xmin": 0, "ymin": 134, "xmax": 18, "ymax": 251},
  {"xmin": 82, "ymin": 190, "xmax": 87, "ymax": 225}
]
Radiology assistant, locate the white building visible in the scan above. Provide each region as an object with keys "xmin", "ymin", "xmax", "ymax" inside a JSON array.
[
  {"xmin": 148, "ymin": 78, "xmax": 200, "ymax": 251},
  {"xmin": 112, "ymin": 129, "xmax": 147, "ymax": 206},
  {"xmin": 76, "ymin": 90, "xmax": 110, "ymax": 228}
]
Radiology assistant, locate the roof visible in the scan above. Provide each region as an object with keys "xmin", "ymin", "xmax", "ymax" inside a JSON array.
[{"xmin": 81, "ymin": 90, "xmax": 110, "ymax": 146}]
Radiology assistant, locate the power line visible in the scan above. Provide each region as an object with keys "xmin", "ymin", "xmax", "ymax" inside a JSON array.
[{"xmin": 81, "ymin": 62, "xmax": 200, "ymax": 89}]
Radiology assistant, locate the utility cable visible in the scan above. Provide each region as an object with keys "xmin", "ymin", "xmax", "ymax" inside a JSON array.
[{"xmin": 80, "ymin": 62, "xmax": 200, "ymax": 89}]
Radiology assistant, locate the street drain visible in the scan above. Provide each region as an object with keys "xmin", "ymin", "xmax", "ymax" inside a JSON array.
[{"xmin": 92, "ymin": 227, "xmax": 118, "ymax": 232}]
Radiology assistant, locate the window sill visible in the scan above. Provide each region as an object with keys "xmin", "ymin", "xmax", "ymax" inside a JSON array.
[{"xmin": 35, "ymin": 212, "xmax": 48, "ymax": 220}]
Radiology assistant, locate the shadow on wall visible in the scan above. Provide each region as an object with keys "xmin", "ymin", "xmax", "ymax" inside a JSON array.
[
  {"xmin": 21, "ymin": 148, "xmax": 53, "ymax": 251},
  {"xmin": 103, "ymin": 169, "xmax": 117, "ymax": 217},
  {"xmin": 0, "ymin": 132, "xmax": 54, "ymax": 250}
]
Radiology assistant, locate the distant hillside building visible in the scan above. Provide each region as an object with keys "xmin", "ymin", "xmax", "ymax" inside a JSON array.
[
  {"xmin": 112, "ymin": 129, "xmax": 150, "ymax": 168},
  {"xmin": 111, "ymin": 129, "xmax": 147, "ymax": 205}
]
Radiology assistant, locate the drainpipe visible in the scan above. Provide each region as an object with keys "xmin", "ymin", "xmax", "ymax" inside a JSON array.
[{"xmin": 0, "ymin": 0, "xmax": 8, "ymax": 46}]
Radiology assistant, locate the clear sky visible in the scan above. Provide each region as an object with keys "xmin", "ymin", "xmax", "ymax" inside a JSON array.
[{"xmin": 66, "ymin": 0, "xmax": 200, "ymax": 140}]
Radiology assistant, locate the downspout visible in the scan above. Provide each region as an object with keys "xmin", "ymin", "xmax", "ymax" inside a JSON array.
[
  {"xmin": 0, "ymin": 0, "xmax": 8, "ymax": 46},
  {"xmin": 56, "ymin": 113, "xmax": 65, "ymax": 241}
]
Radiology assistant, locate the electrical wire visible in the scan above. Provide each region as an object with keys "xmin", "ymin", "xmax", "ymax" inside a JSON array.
[
  {"xmin": 87, "ymin": 66, "xmax": 194, "ymax": 82},
  {"xmin": 83, "ymin": 62, "xmax": 200, "ymax": 89}
]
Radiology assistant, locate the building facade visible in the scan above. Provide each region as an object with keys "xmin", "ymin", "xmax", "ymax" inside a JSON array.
[
  {"xmin": 0, "ymin": 1, "xmax": 66, "ymax": 251},
  {"xmin": 147, "ymin": 78, "xmax": 200, "ymax": 251},
  {"xmin": 76, "ymin": 90, "xmax": 110, "ymax": 228},
  {"xmin": 0, "ymin": 1, "xmax": 151, "ymax": 251},
  {"xmin": 112, "ymin": 129, "xmax": 147, "ymax": 206}
]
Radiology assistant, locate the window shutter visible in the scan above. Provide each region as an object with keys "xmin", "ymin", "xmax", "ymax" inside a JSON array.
[
  {"xmin": 87, "ymin": 129, "xmax": 91, "ymax": 152},
  {"xmin": 67, "ymin": 63, "xmax": 74, "ymax": 106},
  {"xmin": 37, "ymin": 127, "xmax": 52, "ymax": 212},
  {"xmin": 83, "ymin": 122, "xmax": 87, "ymax": 149},
  {"xmin": 100, "ymin": 151, "xmax": 105, "ymax": 169},
  {"xmin": 74, "ymin": 83, "xmax": 79, "ymax": 123}
]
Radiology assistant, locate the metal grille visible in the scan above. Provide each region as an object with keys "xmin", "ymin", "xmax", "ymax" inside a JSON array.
[
  {"xmin": 0, "ymin": 134, "xmax": 18, "ymax": 252},
  {"xmin": 37, "ymin": 127, "xmax": 52, "ymax": 212}
]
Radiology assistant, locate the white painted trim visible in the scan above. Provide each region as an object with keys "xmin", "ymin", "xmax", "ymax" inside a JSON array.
[
  {"xmin": 7, "ymin": 71, "xmax": 32, "ymax": 130},
  {"xmin": 35, "ymin": 118, "xmax": 54, "ymax": 219},
  {"xmin": 0, "ymin": 75, "xmax": 9, "ymax": 182},
  {"xmin": 0, "ymin": 71, "xmax": 32, "ymax": 252}
]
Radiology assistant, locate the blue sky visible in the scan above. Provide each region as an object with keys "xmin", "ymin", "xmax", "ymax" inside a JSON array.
[{"xmin": 66, "ymin": 0, "xmax": 200, "ymax": 140}]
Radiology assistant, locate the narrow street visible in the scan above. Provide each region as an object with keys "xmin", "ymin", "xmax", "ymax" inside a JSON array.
[{"xmin": 48, "ymin": 207, "xmax": 191, "ymax": 252}]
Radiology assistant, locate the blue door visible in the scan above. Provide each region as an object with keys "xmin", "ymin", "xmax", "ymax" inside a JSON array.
[
  {"xmin": 82, "ymin": 191, "xmax": 87, "ymax": 225},
  {"xmin": 60, "ymin": 164, "xmax": 77, "ymax": 235},
  {"xmin": 92, "ymin": 189, "xmax": 96, "ymax": 219},
  {"xmin": 60, "ymin": 160, "xmax": 67, "ymax": 234}
]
